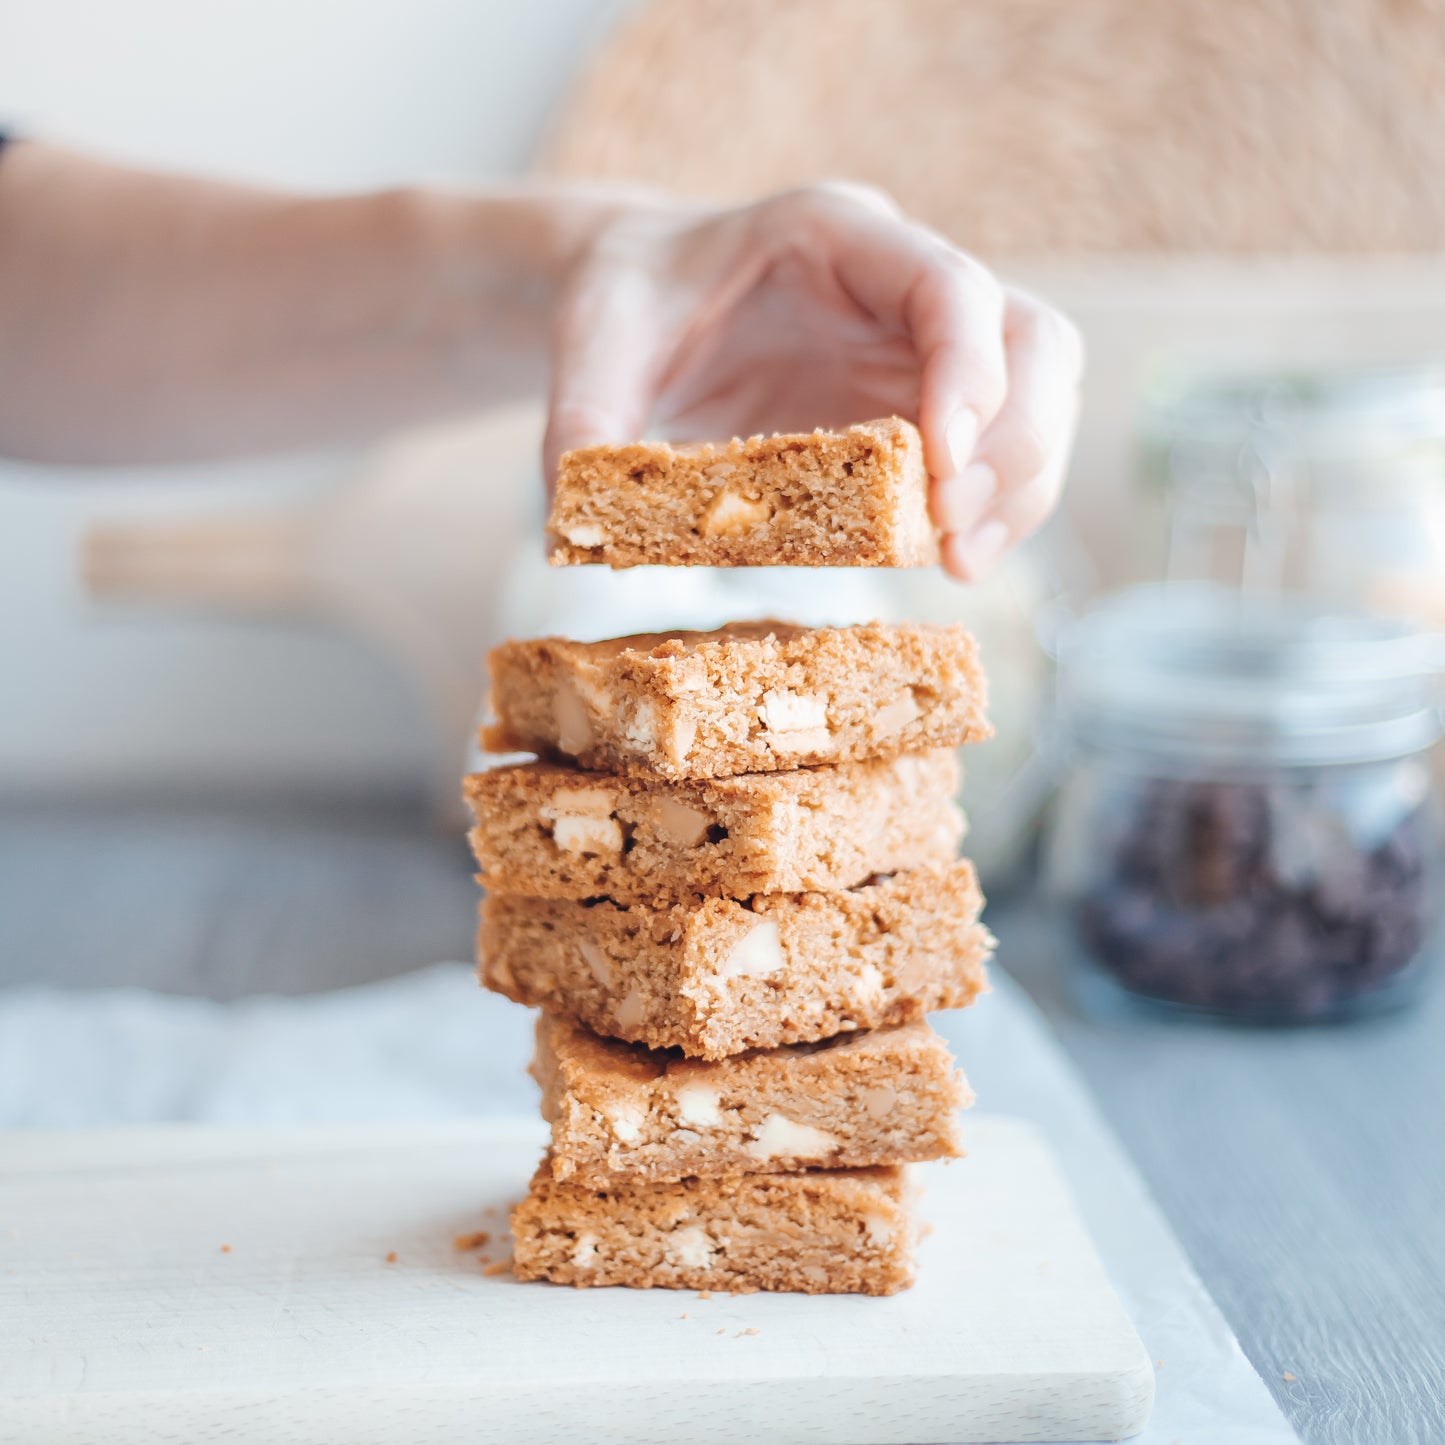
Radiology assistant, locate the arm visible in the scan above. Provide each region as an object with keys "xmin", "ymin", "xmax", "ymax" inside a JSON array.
[
  {"xmin": 0, "ymin": 146, "xmax": 1081, "ymax": 580},
  {"xmin": 0, "ymin": 141, "xmax": 619, "ymax": 463}
]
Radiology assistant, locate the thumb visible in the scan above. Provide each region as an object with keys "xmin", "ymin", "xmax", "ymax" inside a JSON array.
[{"xmin": 543, "ymin": 263, "xmax": 668, "ymax": 487}]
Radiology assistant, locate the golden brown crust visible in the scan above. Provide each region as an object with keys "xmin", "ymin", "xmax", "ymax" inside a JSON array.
[
  {"xmin": 480, "ymin": 861, "xmax": 991, "ymax": 1060},
  {"xmin": 534, "ymin": 1014, "xmax": 970, "ymax": 1186},
  {"xmin": 510, "ymin": 1159, "xmax": 918, "ymax": 1294},
  {"xmin": 481, "ymin": 618, "xmax": 991, "ymax": 781},
  {"xmin": 547, "ymin": 417, "xmax": 936, "ymax": 569},
  {"xmin": 463, "ymin": 751, "xmax": 963, "ymax": 904}
]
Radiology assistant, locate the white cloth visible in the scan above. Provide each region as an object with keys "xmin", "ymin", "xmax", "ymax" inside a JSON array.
[{"xmin": 0, "ymin": 967, "xmax": 1296, "ymax": 1444}]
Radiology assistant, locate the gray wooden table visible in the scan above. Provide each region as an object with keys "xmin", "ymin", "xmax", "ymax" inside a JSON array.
[
  {"xmin": 998, "ymin": 907, "xmax": 1445, "ymax": 1445},
  {"xmin": 2, "ymin": 797, "xmax": 1441, "ymax": 1445}
]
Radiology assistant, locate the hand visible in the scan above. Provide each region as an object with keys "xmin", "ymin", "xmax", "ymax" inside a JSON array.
[{"xmin": 543, "ymin": 182, "xmax": 1083, "ymax": 582}]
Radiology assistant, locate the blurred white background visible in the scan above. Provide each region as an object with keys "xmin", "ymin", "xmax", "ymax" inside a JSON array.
[
  {"xmin": 7, "ymin": 0, "xmax": 1445, "ymax": 813},
  {"xmin": 0, "ymin": 0, "xmax": 621, "ymax": 799}
]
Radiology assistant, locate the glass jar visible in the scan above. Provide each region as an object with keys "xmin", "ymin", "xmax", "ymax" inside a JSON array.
[
  {"xmin": 1140, "ymin": 362, "xmax": 1445, "ymax": 618},
  {"xmin": 1046, "ymin": 585, "xmax": 1445, "ymax": 1022}
]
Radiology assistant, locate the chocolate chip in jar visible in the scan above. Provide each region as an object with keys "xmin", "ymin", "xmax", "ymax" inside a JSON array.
[
  {"xmin": 1048, "ymin": 586, "xmax": 1445, "ymax": 1023},
  {"xmin": 1074, "ymin": 772, "xmax": 1438, "ymax": 1018}
]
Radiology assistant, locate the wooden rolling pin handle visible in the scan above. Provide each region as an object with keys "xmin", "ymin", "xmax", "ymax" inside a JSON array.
[{"xmin": 82, "ymin": 511, "xmax": 321, "ymax": 616}]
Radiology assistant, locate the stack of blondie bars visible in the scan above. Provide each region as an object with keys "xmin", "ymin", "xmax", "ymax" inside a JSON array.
[{"xmin": 464, "ymin": 420, "xmax": 995, "ymax": 1295}]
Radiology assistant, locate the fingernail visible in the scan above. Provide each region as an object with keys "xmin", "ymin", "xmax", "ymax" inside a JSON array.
[
  {"xmin": 934, "ymin": 462, "xmax": 997, "ymax": 532},
  {"xmin": 954, "ymin": 518, "xmax": 1010, "ymax": 580},
  {"xmin": 945, "ymin": 409, "xmax": 980, "ymax": 475}
]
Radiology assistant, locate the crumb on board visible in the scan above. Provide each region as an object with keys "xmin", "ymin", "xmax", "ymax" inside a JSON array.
[
  {"xmin": 1283, "ymin": 1371, "xmax": 1297, "ymax": 1382},
  {"xmin": 736, "ymin": 1328, "xmax": 760, "ymax": 1338},
  {"xmin": 385, "ymin": 1252, "xmax": 398, "ymax": 1264},
  {"xmin": 679, "ymin": 1313, "xmax": 688, "ymax": 1320},
  {"xmin": 482, "ymin": 1259, "xmax": 511, "ymax": 1277},
  {"xmin": 454, "ymin": 1231, "xmax": 491, "ymax": 1252},
  {"xmin": 696, "ymin": 1290, "xmax": 712, "ymax": 1300},
  {"xmin": 1155, "ymin": 1359, "xmax": 1164, "ymax": 1368},
  {"xmin": 219, "ymin": 1245, "xmax": 232, "ymax": 1255},
  {"xmin": 716, "ymin": 1328, "xmax": 727, "ymax": 1335}
]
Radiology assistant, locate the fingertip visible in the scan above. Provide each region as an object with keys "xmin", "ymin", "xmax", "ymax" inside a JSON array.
[
  {"xmin": 539, "ymin": 428, "xmax": 570, "ymax": 499},
  {"xmin": 542, "ymin": 401, "xmax": 631, "ymax": 493},
  {"xmin": 547, "ymin": 400, "xmax": 622, "ymax": 452},
  {"xmin": 919, "ymin": 412, "xmax": 951, "ymax": 483},
  {"xmin": 941, "ymin": 518, "xmax": 1010, "ymax": 584},
  {"xmin": 918, "ymin": 404, "xmax": 974, "ymax": 483},
  {"xmin": 930, "ymin": 462, "xmax": 997, "ymax": 534},
  {"xmin": 945, "ymin": 408, "xmax": 981, "ymax": 477},
  {"xmin": 913, "ymin": 266, "xmax": 1010, "ymax": 432},
  {"xmin": 940, "ymin": 532, "xmax": 974, "ymax": 583}
]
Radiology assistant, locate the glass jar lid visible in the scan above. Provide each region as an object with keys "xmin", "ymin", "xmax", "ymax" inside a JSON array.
[
  {"xmin": 1056, "ymin": 584, "xmax": 1445, "ymax": 767},
  {"xmin": 1140, "ymin": 361, "xmax": 1445, "ymax": 508}
]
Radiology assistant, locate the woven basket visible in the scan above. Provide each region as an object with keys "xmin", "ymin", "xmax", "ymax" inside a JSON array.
[{"xmin": 542, "ymin": 0, "xmax": 1445, "ymax": 255}]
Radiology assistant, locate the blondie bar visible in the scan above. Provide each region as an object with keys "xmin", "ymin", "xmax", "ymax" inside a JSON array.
[
  {"xmin": 464, "ymin": 750, "xmax": 962, "ymax": 904},
  {"xmin": 510, "ymin": 1159, "xmax": 917, "ymax": 1294},
  {"xmin": 547, "ymin": 417, "xmax": 937, "ymax": 569},
  {"xmin": 481, "ymin": 619, "xmax": 990, "ymax": 781},
  {"xmin": 480, "ymin": 861, "xmax": 991, "ymax": 1060},
  {"xmin": 534, "ymin": 1013, "xmax": 969, "ymax": 1186}
]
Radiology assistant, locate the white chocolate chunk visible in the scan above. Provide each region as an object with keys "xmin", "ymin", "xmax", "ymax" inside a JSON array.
[
  {"xmin": 853, "ymin": 962, "xmax": 885, "ymax": 1003},
  {"xmin": 802, "ymin": 1264, "xmax": 829, "ymax": 1286},
  {"xmin": 764, "ymin": 724, "xmax": 834, "ymax": 755},
  {"xmin": 571, "ymin": 1231, "xmax": 598, "ymax": 1267},
  {"xmin": 890, "ymin": 753, "xmax": 924, "ymax": 789},
  {"xmin": 860, "ymin": 1085, "xmax": 898, "ymax": 1121},
  {"xmin": 653, "ymin": 797, "xmax": 711, "ymax": 848},
  {"xmin": 666, "ymin": 1225, "xmax": 715, "ymax": 1269},
  {"xmin": 622, "ymin": 700, "xmax": 657, "ymax": 750},
  {"xmin": 745, "ymin": 1113, "xmax": 839, "ymax": 1162},
  {"xmin": 700, "ymin": 488, "xmax": 772, "ymax": 536},
  {"xmin": 543, "ymin": 787, "xmax": 614, "ymax": 818},
  {"xmin": 551, "ymin": 814, "xmax": 624, "ymax": 856},
  {"xmin": 579, "ymin": 941, "xmax": 613, "ymax": 988},
  {"xmin": 604, "ymin": 1100, "xmax": 646, "ymax": 1144},
  {"xmin": 538, "ymin": 787, "xmax": 620, "ymax": 856},
  {"xmin": 760, "ymin": 688, "xmax": 828, "ymax": 733},
  {"xmin": 562, "ymin": 522, "xmax": 609, "ymax": 548},
  {"xmin": 864, "ymin": 1213, "xmax": 894, "ymax": 1246},
  {"xmin": 718, "ymin": 919, "xmax": 785, "ymax": 978},
  {"xmin": 622, "ymin": 702, "xmax": 697, "ymax": 768},
  {"xmin": 553, "ymin": 680, "xmax": 593, "ymax": 756},
  {"xmin": 665, "ymin": 714, "xmax": 698, "ymax": 767},
  {"xmin": 614, "ymin": 985, "xmax": 645, "ymax": 1030},
  {"xmin": 673, "ymin": 1083, "xmax": 723, "ymax": 1128},
  {"xmin": 874, "ymin": 690, "xmax": 922, "ymax": 736}
]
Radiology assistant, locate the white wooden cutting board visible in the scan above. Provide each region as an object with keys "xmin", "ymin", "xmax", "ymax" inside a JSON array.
[{"xmin": 0, "ymin": 1114, "xmax": 1153, "ymax": 1445}]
